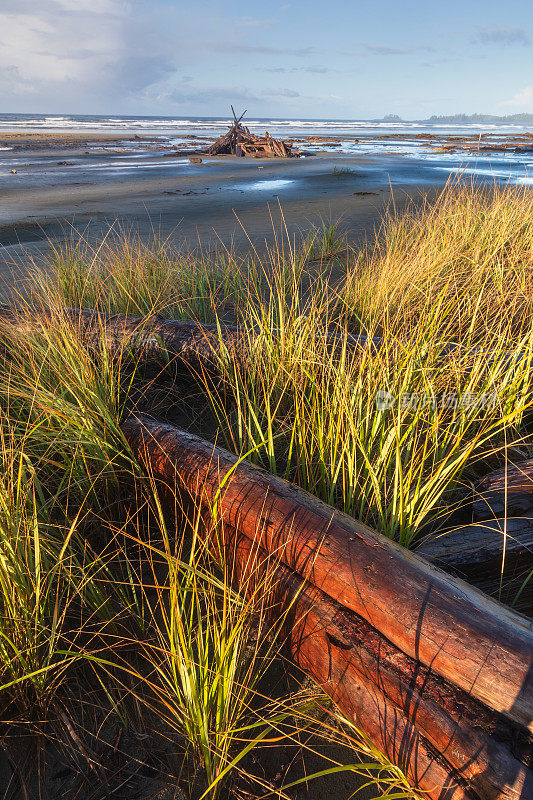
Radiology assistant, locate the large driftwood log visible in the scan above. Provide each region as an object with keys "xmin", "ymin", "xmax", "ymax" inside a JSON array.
[
  {"xmin": 0, "ymin": 304, "xmax": 377, "ymax": 376},
  {"xmin": 227, "ymin": 530, "xmax": 532, "ymax": 800},
  {"xmin": 120, "ymin": 414, "xmax": 533, "ymax": 734},
  {"xmin": 121, "ymin": 414, "xmax": 533, "ymax": 800},
  {"xmin": 474, "ymin": 458, "xmax": 533, "ymax": 519}
]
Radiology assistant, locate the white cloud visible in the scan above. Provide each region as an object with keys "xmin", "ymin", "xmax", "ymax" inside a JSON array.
[
  {"xmin": 166, "ymin": 84, "xmax": 260, "ymax": 106},
  {"xmin": 341, "ymin": 42, "xmax": 434, "ymax": 57},
  {"xmin": 362, "ymin": 43, "xmax": 434, "ymax": 55},
  {"xmin": 261, "ymin": 87, "xmax": 299, "ymax": 97},
  {"xmin": 502, "ymin": 86, "xmax": 533, "ymax": 110},
  {"xmin": 0, "ymin": 0, "xmax": 173, "ymax": 101},
  {"xmin": 210, "ymin": 42, "xmax": 323, "ymax": 56},
  {"xmin": 263, "ymin": 65, "xmax": 331, "ymax": 74},
  {"xmin": 0, "ymin": 9, "xmax": 120, "ymax": 86}
]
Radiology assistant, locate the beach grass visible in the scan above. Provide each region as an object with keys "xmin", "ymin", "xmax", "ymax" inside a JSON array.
[
  {"xmin": 36, "ymin": 228, "xmax": 256, "ymax": 322},
  {"xmin": 0, "ymin": 180, "xmax": 532, "ymax": 797},
  {"xmin": 202, "ymin": 182, "xmax": 533, "ymax": 546},
  {"xmin": 0, "ymin": 301, "xmax": 419, "ymax": 798}
]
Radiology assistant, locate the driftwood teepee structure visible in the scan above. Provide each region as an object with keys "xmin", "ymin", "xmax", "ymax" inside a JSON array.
[{"xmin": 209, "ymin": 106, "xmax": 299, "ymax": 158}]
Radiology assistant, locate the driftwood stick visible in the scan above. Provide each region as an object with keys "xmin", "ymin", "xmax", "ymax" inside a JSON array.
[{"xmin": 120, "ymin": 414, "xmax": 533, "ymax": 735}]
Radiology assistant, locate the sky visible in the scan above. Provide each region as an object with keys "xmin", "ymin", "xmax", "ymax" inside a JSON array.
[{"xmin": 0, "ymin": 0, "xmax": 532, "ymax": 119}]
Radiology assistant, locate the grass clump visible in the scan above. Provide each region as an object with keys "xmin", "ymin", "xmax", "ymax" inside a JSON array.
[
  {"xmin": 332, "ymin": 166, "xmax": 356, "ymax": 175},
  {"xmin": 343, "ymin": 178, "xmax": 533, "ymax": 337},
  {"xmin": 98, "ymin": 506, "xmax": 293, "ymax": 799},
  {"xmin": 0, "ymin": 435, "xmax": 78, "ymax": 708},
  {"xmin": 205, "ymin": 256, "xmax": 533, "ymax": 545},
  {"xmin": 35, "ymin": 229, "xmax": 253, "ymax": 322},
  {"xmin": 0, "ymin": 305, "xmax": 136, "ymax": 507},
  {"xmin": 301, "ymin": 221, "xmax": 346, "ymax": 261},
  {"xmin": 0, "ymin": 305, "xmax": 142, "ymax": 716}
]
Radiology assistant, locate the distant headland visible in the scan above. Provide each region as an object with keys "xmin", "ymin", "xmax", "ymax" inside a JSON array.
[
  {"xmin": 375, "ymin": 113, "xmax": 533, "ymax": 123},
  {"xmin": 426, "ymin": 113, "xmax": 533, "ymax": 123}
]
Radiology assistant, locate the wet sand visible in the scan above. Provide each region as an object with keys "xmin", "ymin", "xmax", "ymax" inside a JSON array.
[
  {"xmin": 0, "ymin": 131, "xmax": 161, "ymax": 147},
  {"xmin": 0, "ymin": 135, "xmax": 447, "ymax": 297}
]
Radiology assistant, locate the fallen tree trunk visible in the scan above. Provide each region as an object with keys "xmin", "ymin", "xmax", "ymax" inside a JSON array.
[
  {"xmin": 474, "ymin": 458, "xmax": 533, "ymax": 519},
  {"xmin": 121, "ymin": 414, "xmax": 533, "ymax": 800},
  {"xmin": 0, "ymin": 304, "xmax": 378, "ymax": 376},
  {"xmin": 120, "ymin": 414, "xmax": 533, "ymax": 734},
  {"xmin": 227, "ymin": 530, "xmax": 532, "ymax": 800}
]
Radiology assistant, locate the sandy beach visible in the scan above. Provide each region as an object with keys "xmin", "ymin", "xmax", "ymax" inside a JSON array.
[
  {"xmin": 0, "ymin": 131, "xmax": 449, "ymax": 297},
  {"xmin": 2, "ymin": 123, "xmax": 531, "ymax": 276}
]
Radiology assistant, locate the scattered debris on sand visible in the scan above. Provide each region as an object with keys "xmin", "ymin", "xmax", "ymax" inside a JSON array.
[{"xmin": 209, "ymin": 107, "xmax": 300, "ymax": 158}]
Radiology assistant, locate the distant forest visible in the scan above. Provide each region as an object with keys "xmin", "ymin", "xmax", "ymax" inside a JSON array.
[
  {"xmin": 375, "ymin": 113, "xmax": 533, "ymax": 123},
  {"xmin": 425, "ymin": 113, "xmax": 533, "ymax": 123}
]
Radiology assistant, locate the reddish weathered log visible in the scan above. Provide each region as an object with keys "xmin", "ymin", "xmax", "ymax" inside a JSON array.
[
  {"xmin": 122, "ymin": 416, "xmax": 533, "ymax": 799},
  {"xmin": 292, "ymin": 601, "xmax": 529, "ymax": 800},
  {"xmin": 120, "ymin": 413, "xmax": 533, "ymax": 736},
  {"xmin": 225, "ymin": 531, "xmax": 532, "ymax": 800}
]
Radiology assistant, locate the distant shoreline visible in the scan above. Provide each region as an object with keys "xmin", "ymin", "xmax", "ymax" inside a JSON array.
[
  {"xmin": 424, "ymin": 113, "xmax": 533, "ymax": 124},
  {"xmin": 2, "ymin": 112, "xmax": 533, "ymax": 125}
]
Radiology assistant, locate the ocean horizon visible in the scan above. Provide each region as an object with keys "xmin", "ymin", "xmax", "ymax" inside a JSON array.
[{"xmin": 2, "ymin": 112, "xmax": 533, "ymax": 139}]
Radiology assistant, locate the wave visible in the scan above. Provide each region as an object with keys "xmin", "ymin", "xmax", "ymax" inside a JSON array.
[{"xmin": 0, "ymin": 115, "xmax": 532, "ymax": 137}]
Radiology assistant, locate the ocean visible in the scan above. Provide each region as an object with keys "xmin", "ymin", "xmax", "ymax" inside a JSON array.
[{"xmin": 1, "ymin": 112, "xmax": 533, "ymax": 137}]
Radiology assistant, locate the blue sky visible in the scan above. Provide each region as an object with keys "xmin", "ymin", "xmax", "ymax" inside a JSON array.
[{"xmin": 0, "ymin": 0, "xmax": 532, "ymax": 119}]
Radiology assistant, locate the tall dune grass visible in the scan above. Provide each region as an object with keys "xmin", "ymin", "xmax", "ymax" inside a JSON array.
[
  {"xmin": 89, "ymin": 498, "xmax": 298, "ymax": 799},
  {"xmin": 0, "ymin": 307, "xmax": 142, "ymax": 714},
  {"xmin": 200, "ymin": 183, "xmax": 533, "ymax": 544},
  {"xmin": 36, "ymin": 230, "xmax": 255, "ymax": 322},
  {"xmin": 343, "ymin": 179, "xmax": 533, "ymax": 337},
  {"xmin": 206, "ymin": 264, "xmax": 533, "ymax": 545},
  {"xmin": 0, "ymin": 305, "xmax": 137, "ymax": 509}
]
